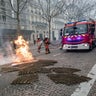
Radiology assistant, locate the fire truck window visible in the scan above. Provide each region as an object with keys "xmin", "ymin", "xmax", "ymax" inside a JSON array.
[
  {"xmin": 90, "ymin": 24, "xmax": 95, "ymax": 35},
  {"xmin": 64, "ymin": 24, "xmax": 87, "ymax": 35},
  {"xmin": 73, "ymin": 26, "xmax": 77, "ymax": 29}
]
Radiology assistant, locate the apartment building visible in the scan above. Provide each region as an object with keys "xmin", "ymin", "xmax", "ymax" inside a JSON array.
[
  {"xmin": 27, "ymin": 0, "xmax": 65, "ymax": 41},
  {"xmin": 0, "ymin": 0, "xmax": 33, "ymax": 45},
  {"xmin": 0, "ymin": 0, "xmax": 64, "ymax": 45}
]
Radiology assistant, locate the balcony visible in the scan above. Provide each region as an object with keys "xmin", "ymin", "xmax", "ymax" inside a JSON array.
[{"xmin": 32, "ymin": 21, "xmax": 48, "ymax": 28}]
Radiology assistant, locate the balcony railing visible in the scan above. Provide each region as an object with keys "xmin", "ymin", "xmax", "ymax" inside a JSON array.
[{"xmin": 32, "ymin": 21, "xmax": 48, "ymax": 27}]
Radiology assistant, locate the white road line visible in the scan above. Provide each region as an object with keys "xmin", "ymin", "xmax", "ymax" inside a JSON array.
[
  {"xmin": 71, "ymin": 64, "xmax": 96, "ymax": 96},
  {"xmin": 0, "ymin": 74, "xmax": 1, "ymax": 76},
  {"xmin": 53, "ymin": 53, "xmax": 61, "ymax": 57}
]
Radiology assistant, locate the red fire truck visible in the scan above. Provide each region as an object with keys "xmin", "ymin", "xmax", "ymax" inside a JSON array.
[{"xmin": 62, "ymin": 20, "xmax": 96, "ymax": 51}]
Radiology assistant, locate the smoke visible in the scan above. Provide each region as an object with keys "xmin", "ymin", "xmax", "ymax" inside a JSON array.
[{"xmin": 0, "ymin": 41, "xmax": 16, "ymax": 65}]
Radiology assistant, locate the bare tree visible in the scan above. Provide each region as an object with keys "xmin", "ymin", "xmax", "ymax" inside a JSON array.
[
  {"xmin": 0, "ymin": 0, "xmax": 6, "ymax": 22},
  {"xmin": 3, "ymin": 0, "xmax": 28, "ymax": 33},
  {"xmin": 62, "ymin": 0, "xmax": 96, "ymax": 22},
  {"xmin": 8, "ymin": 0, "xmax": 29, "ymax": 34},
  {"xmin": 31, "ymin": 0, "xmax": 66, "ymax": 40}
]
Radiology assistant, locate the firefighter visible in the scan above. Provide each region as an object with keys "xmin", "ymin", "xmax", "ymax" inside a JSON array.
[
  {"xmin": 44, "ymin": 36, "xmax": 50, "ymax": 54},
  {"xmin": 37, "ymin": 38, "xmax": 42, "ymax": 53}
]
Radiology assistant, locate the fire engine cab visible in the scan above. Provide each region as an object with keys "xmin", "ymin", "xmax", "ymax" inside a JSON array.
[{"xmin": 62, "ymin": 20, "xmax": 96, "ymax": 51}]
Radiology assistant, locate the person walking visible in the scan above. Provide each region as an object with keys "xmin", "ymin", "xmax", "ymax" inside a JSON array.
[{"xmin": 44, "ymin": 36, "xmax": 50, "ymax": 54}]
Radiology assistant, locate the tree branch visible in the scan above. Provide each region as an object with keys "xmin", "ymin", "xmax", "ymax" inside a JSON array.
[
  {"xmin": 19, "ymin": 0, "xmax": 28, "ymax": 14},
  {"xmin": 8, "ymin": 0, "xmax": 17, "ymax": 13},
  {"xmin": 0, "ymin": 11, "xmax": 16, "ymax": 20}
]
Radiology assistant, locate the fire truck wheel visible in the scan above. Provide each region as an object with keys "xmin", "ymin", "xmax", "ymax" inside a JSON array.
[
  {"xmin": 93, "ymin": 41, "xmax": 96, "ymax": 48},
  {"xmin": 89, "ymin": 44, "xmax": 93, "ymax": 51},
  {"xmin": 91, "ymin": 42, "xmax": 96, "ymax": 49}
]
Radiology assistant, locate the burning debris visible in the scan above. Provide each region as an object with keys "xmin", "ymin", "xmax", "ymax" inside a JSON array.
[
  {"xmin": 0, "ymin": 35, "xmax": 36, "ymax": 66},
  {"xmin": 14, "ymin": 35, "xmax": 35, "ymax": 63}
]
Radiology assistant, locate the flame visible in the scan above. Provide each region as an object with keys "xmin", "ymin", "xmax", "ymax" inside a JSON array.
[{"xmin": 14, "ymin": 35, "xmax": 34, "ymax": 62}]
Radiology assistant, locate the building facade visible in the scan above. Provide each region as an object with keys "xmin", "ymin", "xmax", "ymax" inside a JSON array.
[{"xmin": 0, "ymin": 0, "xmax": 64, "ymax": 44}]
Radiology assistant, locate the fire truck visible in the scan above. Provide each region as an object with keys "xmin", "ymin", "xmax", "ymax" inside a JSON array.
[{"xmin": 62, "ymin": 20, "xmax": 96, "ymax": 51}]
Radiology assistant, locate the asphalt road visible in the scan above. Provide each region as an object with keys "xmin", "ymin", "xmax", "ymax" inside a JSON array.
[
  {"xmin": 0, "ymin": 45, "xmax": 96, "ymax": 96},
  {"xmin": 33, "ymin": 46, "xmax": 96, "ymax": 96}
]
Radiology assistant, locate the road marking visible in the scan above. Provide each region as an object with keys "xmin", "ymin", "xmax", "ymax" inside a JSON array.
[
  {"xmin": 53, "ymin": 53, "xmax": 61, "ymax": 57},
  {"xmin": 71, "ymin": 64, "xmax": 96, "ymax": 96},
  {"xmin": 0, "ymin": 74, "xmax": 1, "ymax": 76}
]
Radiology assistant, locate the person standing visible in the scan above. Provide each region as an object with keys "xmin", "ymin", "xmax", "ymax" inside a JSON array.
[
  {"xmin": 33, "ymin": 39, "xmax": 36, "ymax": 45},
  {"xmin": 59, "ymin": 28, "xmax": 63, "ymax": 50},
  {"xmin": 44, "ymin": 36, "xmax": 50, "ymax": 54},
  {"xmin": 37, "ymin": 38, "xmax": 42, "ymax": 53}
]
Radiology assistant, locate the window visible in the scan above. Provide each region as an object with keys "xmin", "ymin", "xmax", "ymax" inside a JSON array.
[
  {"xmin": 0, "ymin": 15, "xmax": 1, "ymax": 20},
  {"xmin": 31, "ymin": 10, "xmax": 33, "ymax": 13},
  {"xmin": 64, "ymin": 24, "xmax": 87, "ymax": 35},
  {"xmin": 2, "ymin": 15, "xmax": 6, "ymax": 22},
  {"xmin": 1, "ymin": 0, "xmax": 5, "ymax": 6}
]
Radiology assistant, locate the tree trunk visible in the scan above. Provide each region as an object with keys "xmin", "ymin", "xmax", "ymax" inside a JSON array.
[
  {"xmin": 17, "ymin": 12, "xmax": 20, "ymax": 34},
  {"xmin": 48, "ymin": 18, "xmax": 51, "ymax": 41},
  {"xmin": 17, "ymin": 0, "xmax": 21, "ymax": 36}
]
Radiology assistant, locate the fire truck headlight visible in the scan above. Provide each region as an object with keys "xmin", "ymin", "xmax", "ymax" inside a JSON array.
[
  {"xmin": 84, "ymin": 43, "xmax": 88, "ymax": 46},
  {"xmin": 64, "ymin": 45, "xmax": 67, "ymax": 47}
]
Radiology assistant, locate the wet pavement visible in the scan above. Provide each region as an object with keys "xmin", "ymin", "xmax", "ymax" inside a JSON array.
[{"xmin": 0, "ymin": 44, "xmax": 96, "ymax": 96}]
